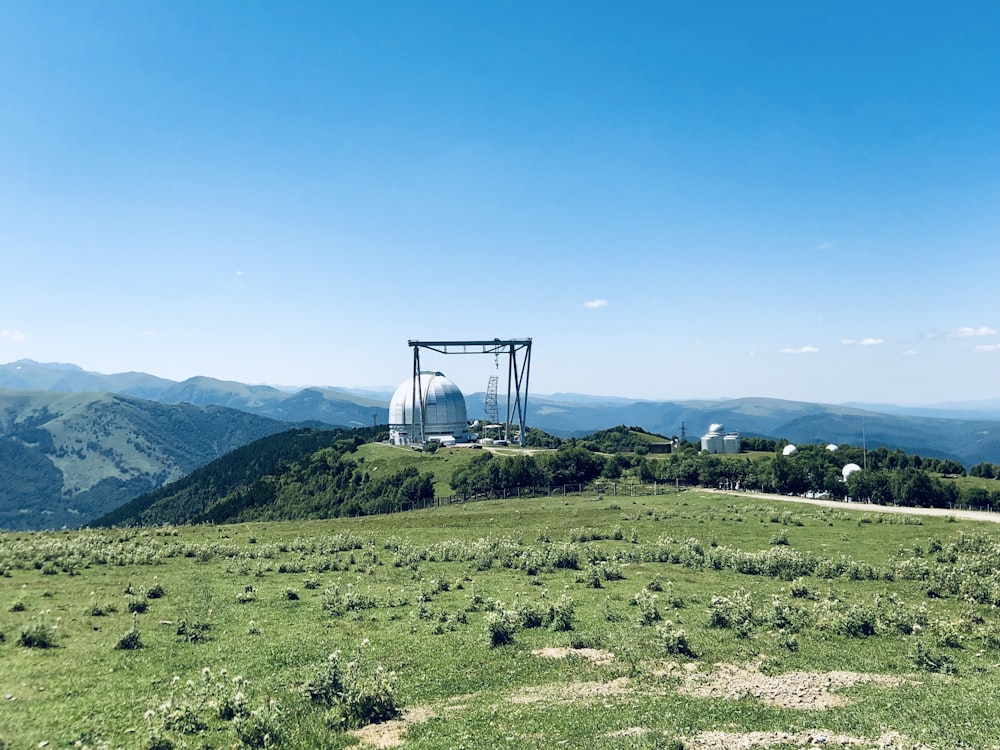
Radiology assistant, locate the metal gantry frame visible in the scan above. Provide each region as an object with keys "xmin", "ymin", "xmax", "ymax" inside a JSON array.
[{"xmin": 408, "ymin": 338, "xmax": 532, "ymax": 447}]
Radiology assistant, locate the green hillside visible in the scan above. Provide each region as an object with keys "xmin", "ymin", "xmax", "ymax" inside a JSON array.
[
  {"xmin": 95, "ymin": 434, "xmax": 528, "ymax": 527},
  {"xmin": 0, "ymin": 390, "xmax": 294, "ymax": 530},
  {"xmin": 3, "ymin": 492, "xmax": 1000, "ymax": 748}
]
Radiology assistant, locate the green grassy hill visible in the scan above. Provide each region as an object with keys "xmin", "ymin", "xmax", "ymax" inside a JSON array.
[
  {"xmin": 0, "ymin": 390, "xmax": 295, "ymax": 530},
  {"xmin": 93, "ymin": 433, "xmax": 491, "ymax": 527},
  {"xmin": 3, "ymin": 491, "xmax": 1000, "ymax": 748}
]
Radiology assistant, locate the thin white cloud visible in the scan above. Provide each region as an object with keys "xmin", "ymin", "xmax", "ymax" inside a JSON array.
[
  {"xmin": 950, "ymin": 326, "xmax": 997, "ymax": 337},
  {"xmin": 236, "ymin": 270, "xmax": 245, "ymax": 277},
  {"xmin": 840, "ymin": 338, "xmax": 856, "ymax": 345},
  {"xmin": 976, "ymin": 344, "xmax": 1000, "ymax": 352},
  {"xmin": 140, "ymin": 330, "xmax": 157, "ymax": 337},
  {"xmin": 1, "ymin": 329, "xmax": 25, "ymax": 342},
  {"xmin": 903, "ymin": 349, "xmax": 918, "ymax": 356},
  {"xmin": 816, "ymin": 241, "xmax": 833, "ymax": 251},
  {"xmin": 583, "ymin": 299, "xmax": 608, "ymax": 309},
  {"xmin": 780, "ymin": 346, "xmax": 819, "ymax": 354},
  {"xmin": 859, "ymin": 337, "xmax": 884, "ymax": 346}
]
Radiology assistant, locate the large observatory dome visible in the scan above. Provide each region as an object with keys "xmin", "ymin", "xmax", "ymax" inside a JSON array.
[{"xmin": 388, "ymin": 371, "xmax": 469, "ymax": 446}]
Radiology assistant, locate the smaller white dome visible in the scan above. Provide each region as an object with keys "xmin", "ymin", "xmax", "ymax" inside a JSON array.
[
  {"xmin": 842, "ymin": 463, "xmax": 862, "ymax": 479},
  {"xmin": 826, "ymin": 443, "xmax": 839, "ymax": 451},
  {"xmin": 708, "ymin": 423, "xmax": 725, "ymax": 434},
  {"xmin": 782, "ymin": 444, "xmax": 798, "ymax": 456}
]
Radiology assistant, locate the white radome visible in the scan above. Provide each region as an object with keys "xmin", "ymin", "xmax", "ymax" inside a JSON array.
[
  {"xmin": 782, "ymin": 444, "xmax": 798, "ymax": 456},
  {"xmin": 842, "ymin": 463, "xmax": 862, "ymax": 480},
  {"xmin": 388, "ymin": 371, "xmax": 469, "ymax": 446}
]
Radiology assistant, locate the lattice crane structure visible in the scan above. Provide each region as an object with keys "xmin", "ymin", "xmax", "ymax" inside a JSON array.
[{"xmin": 407, "ymin": 338, "xmax": 532, "ymax": 447}]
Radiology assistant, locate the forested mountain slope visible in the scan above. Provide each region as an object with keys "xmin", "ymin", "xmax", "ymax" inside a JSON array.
[
  {"xmin": 0, "ymin": 390, "xmax": 294, "ymax": 530},
  {"xmin": 91, "ymin": 428, "xmax": 436, "ymax": 527}
]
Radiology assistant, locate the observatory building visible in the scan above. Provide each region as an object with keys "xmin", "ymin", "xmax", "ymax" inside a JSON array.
[
  {"xmin": 388, "ymin": 371, "xmax": 471, "ymax": 446},
  {"xmin": 700, "ymin": 423, "xmax": 741, "ymax": 454}
]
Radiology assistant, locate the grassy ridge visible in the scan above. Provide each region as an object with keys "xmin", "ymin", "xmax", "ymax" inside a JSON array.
[{"xmin": 3, "ymin": 492, "xmax": 1000, "ymax": 748}]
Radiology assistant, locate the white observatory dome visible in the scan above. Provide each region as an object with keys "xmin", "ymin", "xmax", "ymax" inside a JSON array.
[
  {"xmin": 842, "ymin": 463, "xmax": 862, "ymax": 480},
  {"xmin": 708, "ymin": 423, "xmax": 725, "ymax": 435},
  {"xmin": 826, "ymin": 443, "xmax": 839, "ymax": 452},
  {"xmin": 782, "ymin": 444, "xmax": 798, "ymax": 456},
  {"xmin": 388, "ymin": 371, "xmax": 469, "ymax": 446}
]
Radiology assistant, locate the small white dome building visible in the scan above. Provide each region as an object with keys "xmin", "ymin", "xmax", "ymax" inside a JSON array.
[
  {"xmin": 842, "ymin": 463, "xmax": 862, "ymax": 481},
  {"xmin": 388, "ymin": 371, "xmax": 470, "ymax": 446},
  {"xmin": 782, "ymin": 444, "xmax": 798, "ymax": 456}
]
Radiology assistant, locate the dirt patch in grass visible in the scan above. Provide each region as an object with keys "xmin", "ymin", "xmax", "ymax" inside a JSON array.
[
  {"xmin": 531, "ymin": 646, "xmax": 615, "ymax": 664},
  {"xmin": 683, "ymin": 729, "xmax": 931, "ymax": 749},
  {"xmin": 679, "ymin": 662, "xmax": 913, "ymax": 710},
  {"xmin": 348, "ymin": 706, "xmax": 432, "ymax": 748},
  {"xmin": 510, "ymin": 676, "xmax": 633, "ymax": 704}
]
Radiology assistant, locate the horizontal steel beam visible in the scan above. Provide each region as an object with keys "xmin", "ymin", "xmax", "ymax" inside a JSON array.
[{"xmin": 409, "ymin": 339, "xmax": 531, "ymax": 354}]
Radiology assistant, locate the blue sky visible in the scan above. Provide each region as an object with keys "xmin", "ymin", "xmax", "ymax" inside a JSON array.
[{"xmin": 1, "ymin": 1, "xmax": 998, "ymax": 405}]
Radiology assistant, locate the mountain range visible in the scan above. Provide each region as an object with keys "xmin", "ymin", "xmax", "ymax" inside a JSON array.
[{"xmin": 2, "ymin": 359, "xmax": 999, "ymax": 530}]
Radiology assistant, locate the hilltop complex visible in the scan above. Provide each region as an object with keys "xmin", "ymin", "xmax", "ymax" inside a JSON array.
[{"xmin": 700, "ymin": 423, "xmax": 741, "ymax": 454}]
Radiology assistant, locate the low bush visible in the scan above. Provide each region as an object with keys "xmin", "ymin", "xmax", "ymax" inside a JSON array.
[
  {"xmin": 305, "ymin": 648, "xmax": 399, "ymax": 729},
  {"xmin": 18, "ymin": 618, "xmax": 57, "ymax": 649},
  {"xmin": 115, "ymin": 620, "xmax": 142, "ymax": 650}
]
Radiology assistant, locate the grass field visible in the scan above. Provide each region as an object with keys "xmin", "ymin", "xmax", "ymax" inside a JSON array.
[{"xmin": 3, "ymin": 490, "xmax": 1000, "ymax": 749}]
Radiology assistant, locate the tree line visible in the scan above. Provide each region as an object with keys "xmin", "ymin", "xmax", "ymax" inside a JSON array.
[{"xmin": 452, "ymin": 437, "xmax": 1000, "ymax": 511}]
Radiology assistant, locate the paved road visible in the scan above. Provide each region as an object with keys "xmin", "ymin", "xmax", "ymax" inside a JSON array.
[{"xmin": 703, "ymin": 488, "xmax": 1000, "ymax": 525}]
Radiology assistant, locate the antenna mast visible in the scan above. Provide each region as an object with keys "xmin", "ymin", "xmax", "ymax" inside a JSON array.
[{"xmin": 484, "ymin": 375, "xmax": 499, "ymax": 440}]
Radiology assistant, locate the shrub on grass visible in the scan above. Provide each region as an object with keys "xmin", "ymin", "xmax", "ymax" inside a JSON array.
[
  {"xmin": 548, "ymin": 595, "xmax": 575, "ymax": 632},
  {"xmin": 908, "ymin": 640, "xmax": 957, "ymax": 674},
  {"xmin": 176, "ymin": 619, "xmax": 210, "ymax": 643},
  {"xmin": 633, "ymin": 588, "xmax": 661, "ymax": 626},
  {"xmin": 707, "ymin": 588, "xmax": 756, "ymax": 636},
  {"xmin": 305, "ymin": 649, "xmax": 400, "ymax": 729},
  {"xmin": 18, "ymin": 618, "xmax": 57, "ymax": 648},
  {"xmin": 127, "ymin": 596, "xmax": 148, "ymax": 614},
  {"xmin": 115, "ymin": 619, "xmax": 142, "ymax": 650},
  {"xmin": 789, "ymin": 578, "xmax": 812, "ymax": 599},
  {"xmin": 233, "ymin": 699, "xmax": 282, "ymax": 747},
  {"xmin": 145, "ymin": 583, "xmax": 166, "ymax": 599},
  {"xmin": 768, "ymin": 595, "xmax": 811, "ymax": 633},
  {"xmin": 515, "ymin": 599, "xmax": 546, "ymax": 629},
  {"xmin": 323, "ymin": 582, "xmax": 376, "ymax": 616},
  {"xmin": 86, "ymin": 600, "xmax": 116, "ymax": 617},
  {"xmin": 656, "ymin": 623, "xmax": 697, "ymax": 657},
  {"xmin": 485, "ymin": 611, "xmax": 517, "ymax": 647}
]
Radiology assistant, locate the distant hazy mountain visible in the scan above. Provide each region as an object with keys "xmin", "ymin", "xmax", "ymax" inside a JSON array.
[
  {"xmin": 843, "ymin": 400, "xmax": 1000, "ymax": 421},
  {"xmin": 0, "ymin": 360, "xmax": 388, "ymax": 426},
  {"xmin": 0, "ymin": 389, "xmax": 294, "ymax": 530}
]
